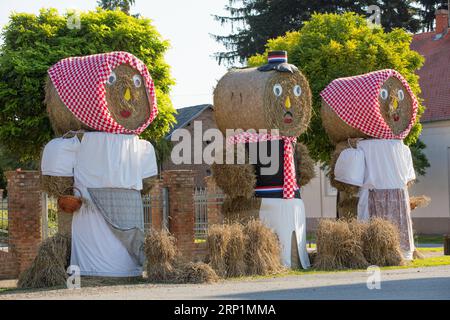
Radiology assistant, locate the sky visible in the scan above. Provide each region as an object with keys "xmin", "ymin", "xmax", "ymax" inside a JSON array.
[{"xmin": 0, "ymin": 0, "xmax": 234, "ymax": 109}]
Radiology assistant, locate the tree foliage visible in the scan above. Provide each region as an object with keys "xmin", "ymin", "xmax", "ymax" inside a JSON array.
[
  {"xmin": 98, "ymin": 0, "xmax": 136, "ymax": 15},
  {"xmin": 214, "ymin": 0, "xmax": 430, "ymax": 65},
  {"xmin": 0, "ymin": 8, "xmax": 176, "ymax": 162},
  {"xmin": 248, "ymin": 13, "xmax": 427, "ymax": 173}
]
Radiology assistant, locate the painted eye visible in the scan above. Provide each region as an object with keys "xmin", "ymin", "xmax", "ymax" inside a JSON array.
[
  {"xmin": 133, "ymin": 75, "xmax": 142, "ymax": 88},
  {"xmin": 273, "ymin": 84, "xmax": 283, "ymax": 97},
  {"xmin": 293, "ymin": 85, "xmax": 302, "ymax": 97},
  {"xmin": 398, "ymin": 89, "xmax": 405, "ymax": 101},
  {"xmin": 380, "ymin": 89, "xmax": 388, "ymax": 100},
  {"xmin": 106, "ymin": 71, "xmax": 117, "ymax": 85}
]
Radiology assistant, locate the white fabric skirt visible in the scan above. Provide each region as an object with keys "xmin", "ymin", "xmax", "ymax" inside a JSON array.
[
  {"xmin": 259, "ymin": 198, "xmax": 311, "ymax": 269},
  {"xmin": 70, "ymin": 203, "xmax": 142, "ymax": 277}
]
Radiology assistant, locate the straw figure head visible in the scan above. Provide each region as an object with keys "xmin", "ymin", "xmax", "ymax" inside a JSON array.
[
  {"xmin": 214, "ymin": 51, "xmax": 312, "ymax": 137},
  {"xmin": 46, "ymin": 51, "xmax": 158, "ymax": 136},
  {"xmin": 320, "ymin": 69, "xmax": 418, "ymax": 144}
]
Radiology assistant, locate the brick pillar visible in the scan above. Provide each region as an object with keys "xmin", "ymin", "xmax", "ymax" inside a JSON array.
[
  {"xmin": 163, "ymin": 170, "xmax": 195, "ymax": 260},
  {"xmin": 6, "ymin": 171, "xmax": 43, "ymax": 273},
  {"xmin": 205, "ymin": 176, "xmax": 224, "ymax": 226}
]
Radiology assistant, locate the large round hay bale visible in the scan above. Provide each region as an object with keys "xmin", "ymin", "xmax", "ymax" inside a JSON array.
[
  {"xmin": 45, "ymin": 77, "xmax": 92, "ymax": 136},
  {"xmin": 214, "ymin": 67, "xmax": 312, "ymax": 137},
  {"xmin": 321, "ymin": 99, "xmax": 368, "ymax": 144}
]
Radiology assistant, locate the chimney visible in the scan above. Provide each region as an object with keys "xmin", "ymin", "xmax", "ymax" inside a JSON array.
[{"xmin": 435, "ymin": 8, "xmax": 449, "ymax": 34}]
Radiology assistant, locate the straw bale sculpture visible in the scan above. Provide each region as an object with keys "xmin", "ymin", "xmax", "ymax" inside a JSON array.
[
  {"xmin": 320, "ymin": 69, "xmax": 427, "ymax": 261},
  {"xmin": 211, "ymin": 51, "xmax": 315, "ymax": 270}
]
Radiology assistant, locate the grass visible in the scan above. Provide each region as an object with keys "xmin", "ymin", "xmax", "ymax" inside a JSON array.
[
  {"xmin": 233, "ymin": 255, "xmax": 450, "ymax": 280},
  {"xmin": 415, "ymin": 235, "xmax": 445, "ymax": 245},
  {"xmin": 417, "ymin": 247, "xmax": 444, "ymax": 253}
]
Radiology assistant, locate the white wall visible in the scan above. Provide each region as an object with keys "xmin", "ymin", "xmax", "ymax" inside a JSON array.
[
  {"xmin": 410, "ymin": 120, "xmax": 450, "ymax": 219},
  {"xmin": 302, "ymin": 166, "xmax": 337, "ymax": 219}
]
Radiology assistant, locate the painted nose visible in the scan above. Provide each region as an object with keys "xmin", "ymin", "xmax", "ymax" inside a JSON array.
[
  {"xmin": 390, "ymin": 96, "xmax": 399, "ymax": 111},
  {"xmin": 124, "ymin": 88, "xmax": 131, "ymax": 101},
  {"xmin": 285, "ymin": 96, "xmax": 291, "ymax": 109}
]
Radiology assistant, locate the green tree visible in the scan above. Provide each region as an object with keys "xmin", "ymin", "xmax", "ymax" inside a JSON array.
[
  {"xmin": 214, "ymin": 0, "xmax": 422, "ymax": 65},
  {"xmin": 248, "ymin": 13, "xmax": 428, "ymax": 174},
  {"xmin": 418, "ymin": 0, "xmax": 448, "ymax": 31},
  {"xmin": 0, "ymin": 8, "xmax": 176, "ymax": 162},
  {"xmin": 98, "ymin": 0, "xmax": 136, "ymax": 15}
]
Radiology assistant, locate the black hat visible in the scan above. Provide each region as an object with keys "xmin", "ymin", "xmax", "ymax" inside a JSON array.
[{"xmin": 257, "ymin": 50, "xmax": 298, "ymax": 73}]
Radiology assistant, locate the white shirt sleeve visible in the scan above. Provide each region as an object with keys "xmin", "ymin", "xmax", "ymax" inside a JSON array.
[
  {"xmin": 140, "ymin": 140, "xmax": 158, "ymax": 179},
  {"xmin": 334, "ymin": 148, "xmax": 365, "ymax": 187},
  {"xmin": 41, "ymin": 137, "xmax": 80, "ymax": 177},
  {"xmin": 403, "ymin": 145, "xmax": 416, "ymax": 182}
]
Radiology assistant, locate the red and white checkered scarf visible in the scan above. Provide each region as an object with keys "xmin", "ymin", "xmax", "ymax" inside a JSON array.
[
  {"xmin": 48, "ymin": 51, "xmax": 158, "ymax": 135},
  {"xmin": 227, "ymin": 132, "xmax": 298, "ymax": 199},
  {"xmin": 320, "ymin": 69, "xmax": 418, "ymax": 139}
]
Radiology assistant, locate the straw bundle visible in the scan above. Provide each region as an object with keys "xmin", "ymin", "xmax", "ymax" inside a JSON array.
[
  {"xmin": 225, "ymin": 223, "xmax": 247, "ymax": 277},
  {"xmin": 41, "ymin": 175, "xmax": 74, "ymax": 199},
  {"xmin": 295, "ymin": 143, "xmax": 316, "ymax": 187},
  {"xmin": 221, "ymin": 197, "xmax": 261, "ymax": 223},
  {"xmin": 379, "ymin": 77, "xmax": 414, "ymax": 136},
  {"xmin": 409, "ymin": 196, "xmax": 431, "ymax": 211},
  {"xmin": 211, "ymin": 162, "xmax": 256, "ymax": 200},
  {"xmin": 142, "ymin": 176, "xmax": 159, "ymax": 195},
  {"xmin": 175, "ymin": 262, "xmax": 219, "ymax": 284},
  {"xmin": 244, "ymin": 219, "xmax": 283, "ymax": 275},
  {"xmin": 18, "ymin": 234, "xmax": 71, "ymax": 289},
  {"xmin": 214, "ymin": 67, "xmax": 312, "ymax": 137},
  {"xmin": 45, "ymin": 77, "xmax": 92, "ymax": 136},
  {"xmin": 314, "ymin": 219, "xmax": 369, "ymax": 270},
  {"xmin": 144, "ymin": 228, "xmax": 178, "ymax": 282},
  {"xmin": 328, "ymin": 141, "xmax": 361, "ymax": 196},
  {"xmin": 362, "ymin": 218, "xmax": 404, "ymax": 266},
  {"xmin": 206, "ymin": 224, "xmax": 231, "ymax": 277}
]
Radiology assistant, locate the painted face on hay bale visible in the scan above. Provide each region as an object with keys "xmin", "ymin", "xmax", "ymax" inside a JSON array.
[
  {"xmin": 46, "ymin": 52, "xmax": 157, "ymax": 136},
  {"xmin": 320, "ymin": 69, "xmax": 418, "ymax": 143},
  {"xmin": 214, "ymin": 67, "xmax": 312, "ymax": 137},
  {"xmin": 264, "ymin": 71, "xmax": 311, "ymax": 137},
  {"xmin": 379, "ymin": 77, "xmax": 413, "ymax": 136},
  {"xmin": 105, "ymin": 64, "xmax": 151, "ymax": 130}
]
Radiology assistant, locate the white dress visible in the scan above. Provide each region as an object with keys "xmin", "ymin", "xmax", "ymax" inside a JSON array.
[
  {"xmin": 42, "ymin": 132, "xmax": 157, "ymax": 276},
  {"xmin": 259, "ymin": 198, "xmax": 311, "ymax": 269},
  {"xmin": 334, "ymin": 139, "xmax": 416, "ymax": 260}
]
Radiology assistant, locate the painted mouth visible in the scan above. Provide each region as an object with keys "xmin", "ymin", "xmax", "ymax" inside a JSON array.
[
  {"xmin": 120, "ymin": 110, "xmax": 132, "ymax": 118},
  {"xmin": 393, "ymin": 114, "xmax": 400, "ymax": 122},
  {"xmin": 283, "ymin": 111, "xmax": 293, "ymax": 124}
]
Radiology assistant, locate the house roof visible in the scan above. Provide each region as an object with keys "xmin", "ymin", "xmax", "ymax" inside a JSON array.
[
  {"xmin": 165, "ymin": 104, "xmax": 213, "ymax": 139},
  {"xmin": 411, "ymin": 31, "xmax": 450, "ymax": 122}
]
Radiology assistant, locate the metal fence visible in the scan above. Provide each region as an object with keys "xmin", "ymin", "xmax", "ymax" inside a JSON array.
[
  {"xmin": 194, "ymin": 188, "xmax": 225, "ymax": 240},
  {"xmin": 0, "ymin": 197, "xmax": 8, "ymax": 251},
  {"xmin": 194, "ymin": 188, "xmax": 208, "ymax": 239},
  {"xmin": 143, "ymin": 187, "xmax": 169, "ymax": 232}
]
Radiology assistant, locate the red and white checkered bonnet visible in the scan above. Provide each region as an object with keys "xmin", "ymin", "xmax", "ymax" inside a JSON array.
[
  {"xmin": 320, "ymin": 69, "xmax": 418, "ymax": 139},
  {"xmin": 48, "ymin": 51, "xmax": 158, "ymax": 135}
]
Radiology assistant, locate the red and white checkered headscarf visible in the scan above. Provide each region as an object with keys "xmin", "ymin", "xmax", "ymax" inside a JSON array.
[
  {"xmin": 320, "ymin": 69, "xmax": 418, "ymax": 139},
  {"xmin": 48, "ymin": 51, "xmax": 158, "ymax": 135}
]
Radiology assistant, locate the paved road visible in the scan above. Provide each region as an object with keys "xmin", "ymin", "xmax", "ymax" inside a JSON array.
[{"xmin": 1, "ymin": 266, "xmax": 449, "ymax": 300}]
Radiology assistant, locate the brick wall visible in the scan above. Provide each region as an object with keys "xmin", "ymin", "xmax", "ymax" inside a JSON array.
[
  {"xmin": 0, "ymin": 250, "xmax": 18, "ymax": 280},
  {"xmin": 163, "ymin": 170, "xmax": 195, "ymax": 261},
  {"xmin": 162, "ymin": 108, "xmax": 217, "ymax": 188},
  {"xmin": 5, "ymin": 171, "xmax": 43, "ymax": 274}
]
